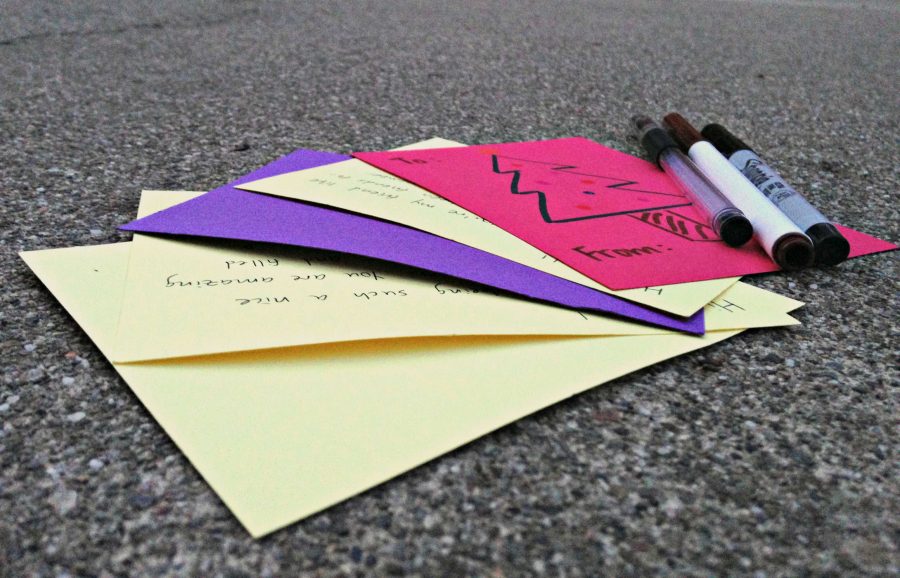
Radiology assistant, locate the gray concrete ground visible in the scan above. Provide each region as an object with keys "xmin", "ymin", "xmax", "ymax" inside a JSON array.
[{"xmin": 1, "ymin": 1, "xmax": 897, "ymax": 575}]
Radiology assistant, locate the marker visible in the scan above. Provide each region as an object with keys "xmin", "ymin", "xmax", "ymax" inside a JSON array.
[
  {"xmin": 631, "ymin": 115, "xmax": 752, "ymax": 247},
  {"xmin": 701, "ymin": 123, "xmax": 851, "ymax": 266},
  {"xmin": 662, "ymin": 113, "xmax": 815, "ymax": 270}
]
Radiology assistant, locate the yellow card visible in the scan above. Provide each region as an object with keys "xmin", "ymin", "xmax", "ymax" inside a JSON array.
[
  {"xmin": 240, "ymin": 138, "xmax": 740, "ymax": 316},
  {"xmin": 704, "ymin": 281, "xmax": 802, "ymax": 323},
  {"xmin": 19, "ymin": 191, "xmax": 801, "ymax": 537},
  {"xmin": 113, "ymin": 193, "xmax": 799, "ymax": 362},
  {"xmin": 22, "ymin": 240, "xmax": 751, "ymax": 537}
]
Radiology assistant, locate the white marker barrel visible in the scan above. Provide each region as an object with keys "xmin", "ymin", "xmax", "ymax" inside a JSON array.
[{"xmin": 686, "ymin": 141, "xmax": 814, "ymax": 269}]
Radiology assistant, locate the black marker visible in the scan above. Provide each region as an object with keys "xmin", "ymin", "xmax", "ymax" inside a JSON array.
[
  {"xmin": 701, "ymin": 123, "xmax": 851, "ymax": 266},
  {"xmin": 631, "ymin": 115, "xmax": 752, "ymax": 247}
]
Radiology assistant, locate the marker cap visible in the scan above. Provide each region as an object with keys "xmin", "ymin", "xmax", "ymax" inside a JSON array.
[
  {"xmin": 701, "ymin": 124, "xmax": 754, "ymax": 158},
  {"xmin": 641, "ymin": 128, "xmax": 678, "ymax": 168},
  {"xmin": 773, "ymin": 233, "xmax": 815, "ymax": 270},
  {"xmin": 806, "ymin": 222, "xmax": 851, "ymax": 266},
  {"xmin": 716, "ymin": 210, "xmax": 754, "ymax": 247},
  {"xmin": 631, "ymin": 115, "xmax": 678, "ymax": 167}
]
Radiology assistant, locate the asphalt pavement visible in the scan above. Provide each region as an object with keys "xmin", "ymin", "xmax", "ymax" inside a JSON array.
[{"xmin": 1, "ymin": 1, "xmax": 897, "ymax": 576}]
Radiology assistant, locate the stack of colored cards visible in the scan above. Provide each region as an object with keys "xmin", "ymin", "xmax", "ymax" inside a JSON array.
[{"xmin": 21, "ymin": 136, "xmax": 895, "ymax": 537}]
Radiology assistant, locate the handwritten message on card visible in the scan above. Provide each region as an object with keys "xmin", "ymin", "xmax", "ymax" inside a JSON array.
[{"xmin": 114, "ymin": 234, "xmax": 659, "ymax": 362}]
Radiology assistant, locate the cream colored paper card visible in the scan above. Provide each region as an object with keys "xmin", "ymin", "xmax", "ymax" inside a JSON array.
[
  {"xmin": 22, "ymin": 241, "xmax": 750, "ymax": 538},
  {"xmin": 113, "ymin": 192, "xmax": 795, "ymax": 362},
  {"xmin": 239, "ymin": 138, "xmax": 739, "ymax": 316}
]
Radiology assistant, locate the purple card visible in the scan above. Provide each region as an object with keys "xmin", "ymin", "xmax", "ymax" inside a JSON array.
[{"xmin": 120, "ymin": 149, "xmax": 704, "ymax": 333}]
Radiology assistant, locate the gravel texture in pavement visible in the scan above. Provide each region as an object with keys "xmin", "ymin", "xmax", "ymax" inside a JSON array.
[{"xmin": 1, "ymin": 1, "xmax": 897, "ymax": 576}]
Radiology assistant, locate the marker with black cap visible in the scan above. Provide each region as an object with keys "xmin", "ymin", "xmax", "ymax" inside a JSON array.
[
  {"xmin": 631, "ymin": 115, "xmax": 752, "ymax": 247},
  {"xmin": 662, "ymin": 113, "xmax": 815, "ymax": 271},
  {"xmin": 701, "ymin": 123, "xmax": 851, "ymax": 266}
]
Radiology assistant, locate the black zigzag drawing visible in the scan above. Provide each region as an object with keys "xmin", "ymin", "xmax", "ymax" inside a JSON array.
[{"xmin": 489, "ymin": 154, "xmax": 721, "ymax": 242}]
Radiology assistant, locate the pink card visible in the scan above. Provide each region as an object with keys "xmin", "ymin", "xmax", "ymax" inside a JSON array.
[{"xmin": 355, "ymin": 138, "xmax": 896, "ymax": 289}]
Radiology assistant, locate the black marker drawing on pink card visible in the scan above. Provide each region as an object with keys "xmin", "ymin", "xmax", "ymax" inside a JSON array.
[
  {"xmin": 629, "ymin": 209, "xmax": 719, "ymax": 242},
  {"xmin": 490, "ymin": 155, "xmax": 693, "ymax": 224}
]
